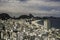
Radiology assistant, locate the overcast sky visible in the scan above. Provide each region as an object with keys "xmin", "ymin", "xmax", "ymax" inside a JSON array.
[{"xmin": 0, "ymin": 0, "xmax": 60, "ymax": 17}]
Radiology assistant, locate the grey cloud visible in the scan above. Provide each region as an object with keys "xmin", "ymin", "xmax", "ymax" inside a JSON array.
[
  {"xmin": 19, "ymin": 0, "xmax": 27, "ymax": 1},
  {"xmin": 45, "ymin": 0, "xmax": 60, "ymax": 2},
  {"xmin": 0, "ymin": 0, "xmax": 60, "ymax": 17},
  {"xmin": 41, "ymin": 0, "xmax": 60, "ymax": 2},
  {"xmin": 38, "ymin": 6, "xmax": 60, "ymax": 11},
  {"xmin": 50, "ymin": 0, "xmax": 60, "ymax": 2}
]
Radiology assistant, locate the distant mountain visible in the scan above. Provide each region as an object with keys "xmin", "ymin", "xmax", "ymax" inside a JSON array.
[
  {"xmin": 18, "ymin": 15, "xmax": 29, "ymax": 19},
  {"xmin": 18, "ymin": 14, "xmax": 34, "ymax": 19},
  {"xmin": 0, "ymin": 13, "xmax": 11, "ymax": 20},
  {"xmin": 0, "ymin": 13, "xmax": 34, "ymax": 19}
]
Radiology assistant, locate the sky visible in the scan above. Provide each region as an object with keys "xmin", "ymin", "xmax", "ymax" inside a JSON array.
[{"xmin": 0, "ymin": 0, "xmax": 60, "ymax": 17}]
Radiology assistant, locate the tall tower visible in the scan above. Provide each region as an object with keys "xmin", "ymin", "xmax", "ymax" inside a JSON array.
[{"xmin": 44, "ymin": 19, "xmax": 51, "ymax": 31}]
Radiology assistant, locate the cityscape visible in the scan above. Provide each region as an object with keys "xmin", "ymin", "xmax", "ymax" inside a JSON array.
[
  {"xmin": 0, "ymin": 0, "xmax": 60, "ymax": 40},
  {"xmin": 0, "ymin": 13, "xmax": 60, "ymax": 40}
]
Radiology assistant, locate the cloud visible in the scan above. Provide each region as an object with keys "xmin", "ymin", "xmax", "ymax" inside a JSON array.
[
  {"xmin": 19, "ymin": 0, "xmax": 27, "ymax": 1},
  {"xmin": 0, "ymin": 0, "xmax": 60, "ymax": 17},
  {"xmin": 41, "ymin": 0, "xmax": 60, "ymax": 2},
  {"xmin": 51, "ymin": 0, "xmax": 60, "ymax": 1}
]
